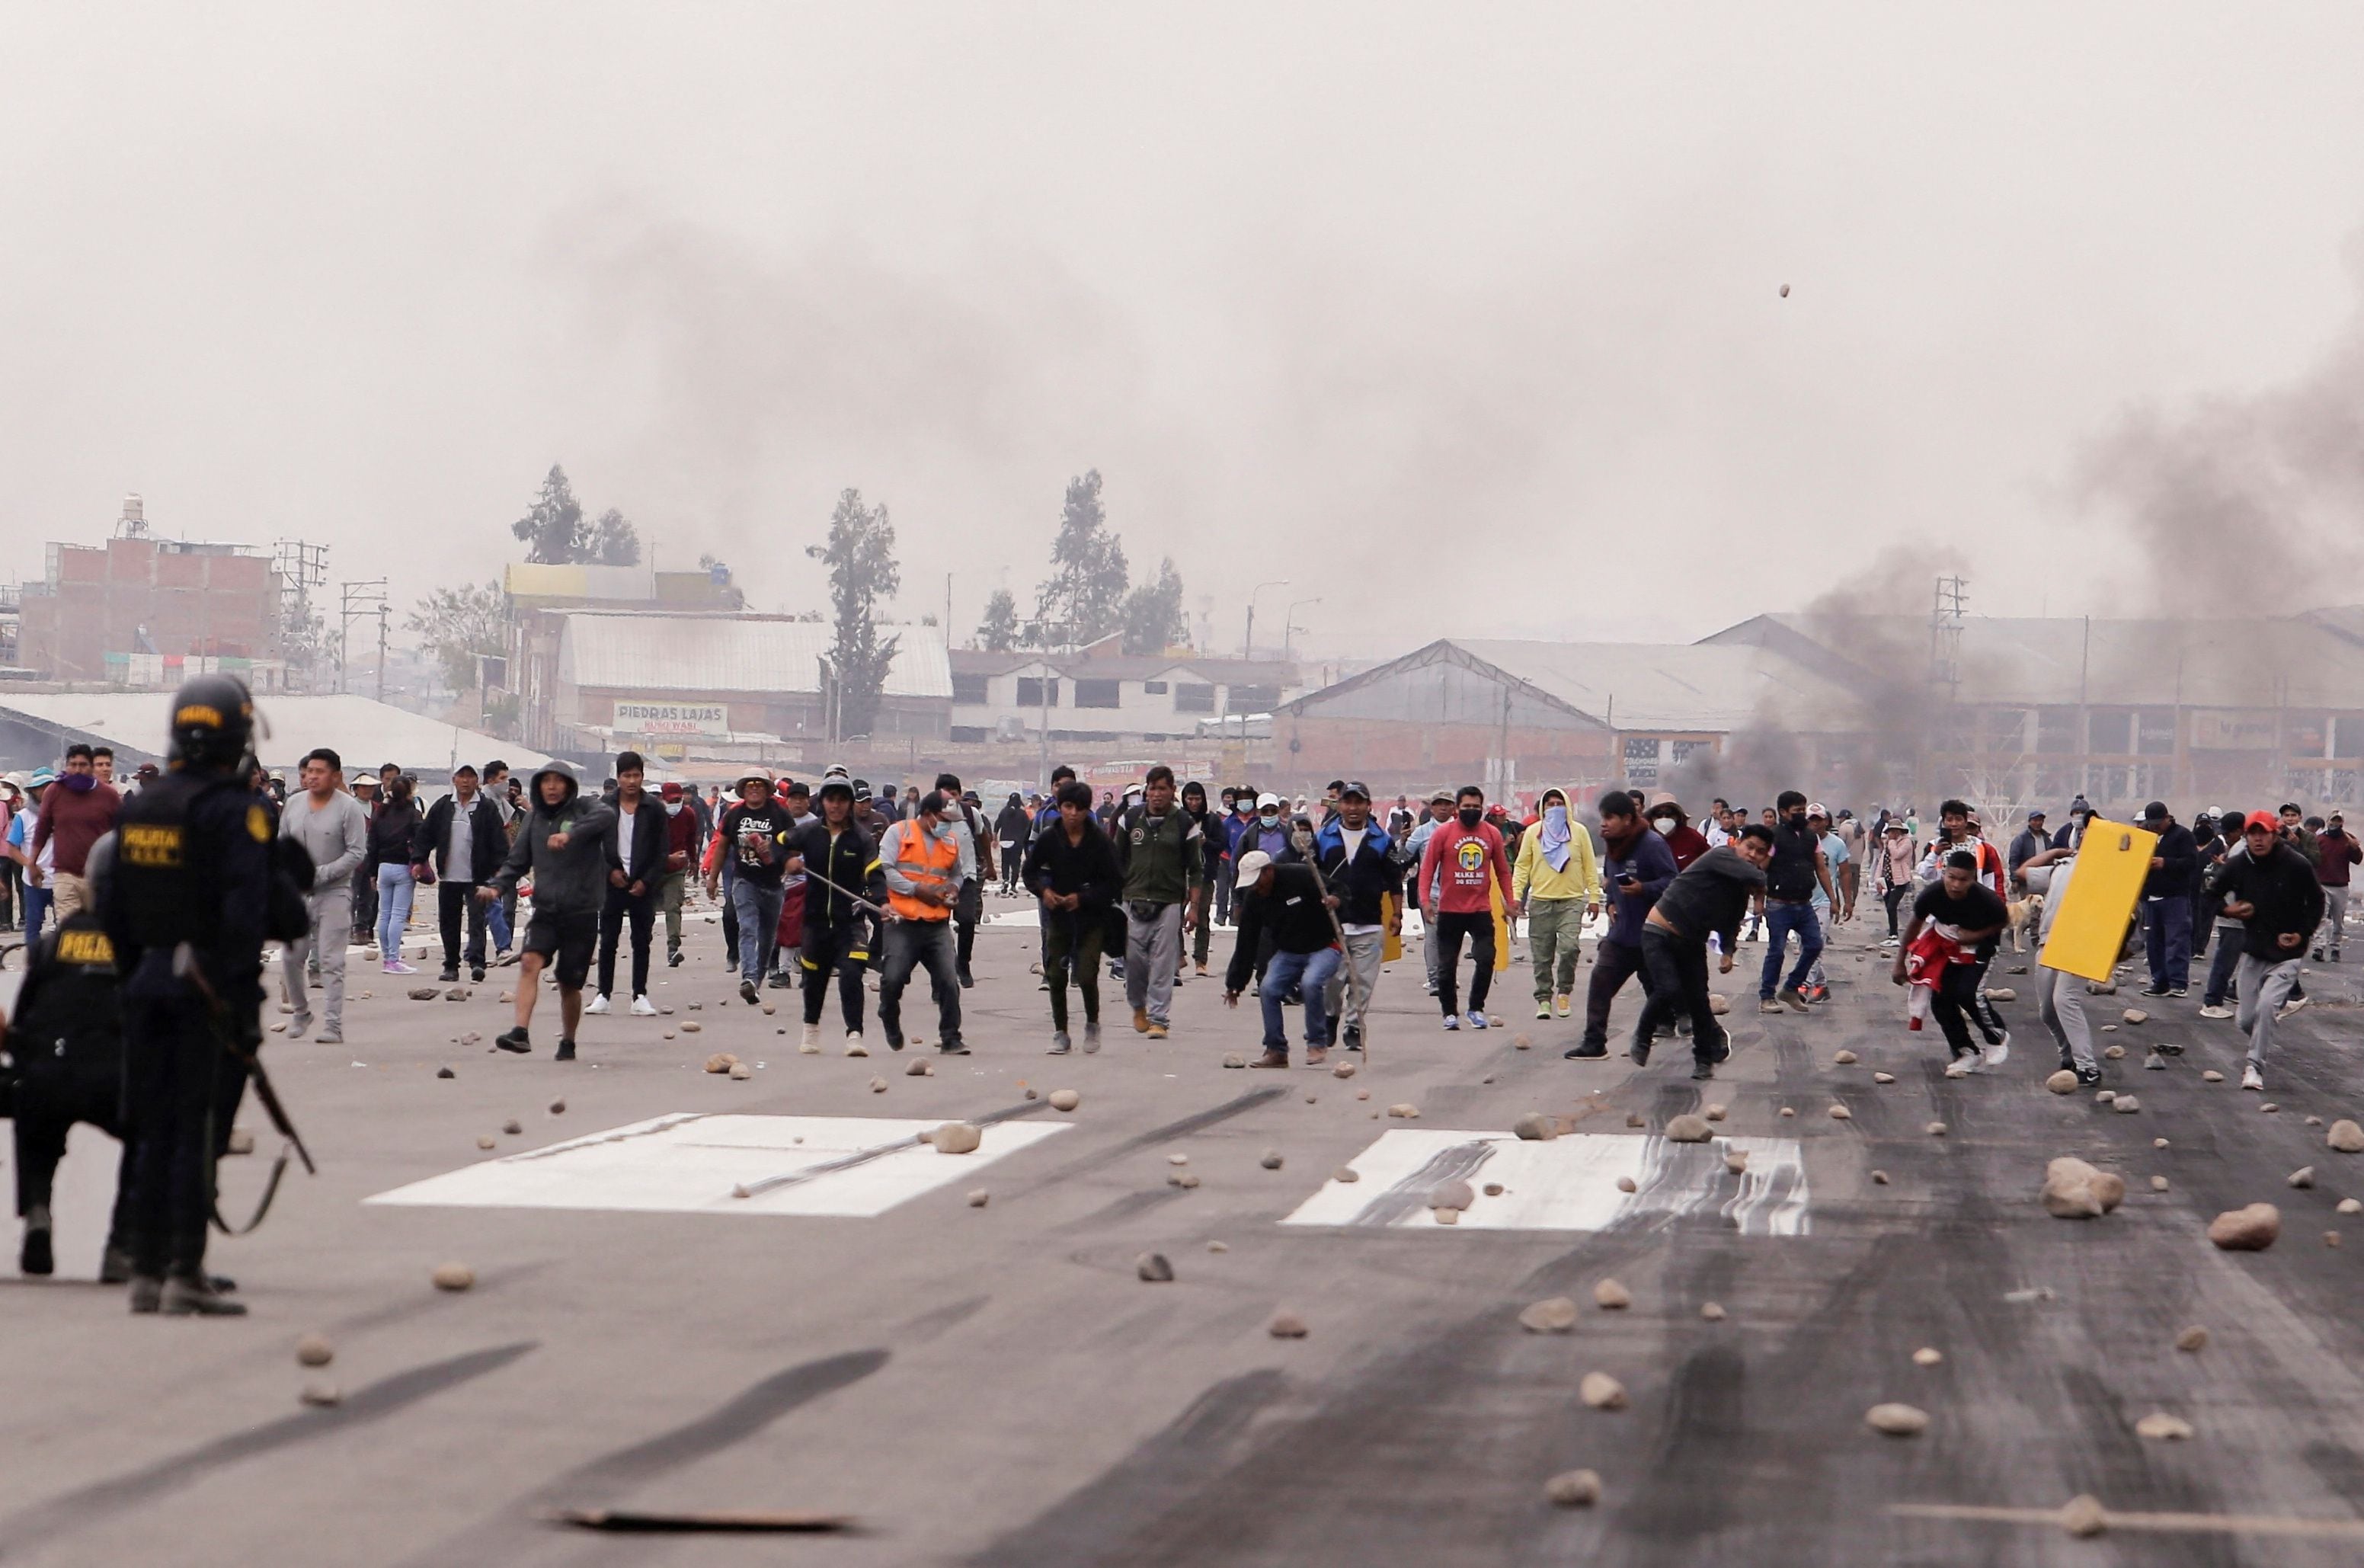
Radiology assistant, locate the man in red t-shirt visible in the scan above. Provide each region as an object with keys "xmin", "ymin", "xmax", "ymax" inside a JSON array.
[
  {"xmin": 1416, "ymin": 785, "xmax": 1515, "ymax": 1030},
  {"xmin": 30, "ymin": 743, "xmax": 120, "ymax": 920}
]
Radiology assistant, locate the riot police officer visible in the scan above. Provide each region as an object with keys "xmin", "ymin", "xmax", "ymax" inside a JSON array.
[
  {"xmin": 104, "ymin": 674, "xmax": 293, "ymax": 1316},
  {"xmin": 2, "ymin": 831, "xmax": 137, "ymax": 1279}
]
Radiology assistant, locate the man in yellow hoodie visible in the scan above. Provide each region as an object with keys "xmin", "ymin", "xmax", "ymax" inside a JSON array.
[{"xmin": 1514, "ymin": 786, "xmax": 1602, "ymax": 1019}]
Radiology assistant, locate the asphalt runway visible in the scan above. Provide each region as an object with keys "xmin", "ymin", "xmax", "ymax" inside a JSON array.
[{"xmin": 5, "ymin": 896, "xmax": 2364, "ymax": 1566}]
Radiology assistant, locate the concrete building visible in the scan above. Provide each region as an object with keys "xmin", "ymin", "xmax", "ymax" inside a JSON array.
[
  {"xmin": 16, "ymin": 497, "xmax": 288, "ymax": 687},
  {"xmin": 505, "ymin": 562, "xmax": 745, "ymax": 749},
  {"xmin": 949, "ymin": 643, "xmax": 1299, "ymax": 745},
  {"xmin": 0, "ymin": 690, "xmax": 548, "ymax": 780},
  {"xmin": 547, "ymin": 612, "xmax": 952, "ymax": 764}
]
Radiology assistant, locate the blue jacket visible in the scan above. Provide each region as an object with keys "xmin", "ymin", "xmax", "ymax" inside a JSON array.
[
  {"xmin": 1313, "ymin": 818, "xmax": 1403, "ymax": 926},
  {"xmin": 1600, "ymin": 827, "xmax": 1679, "ymax": 947}
]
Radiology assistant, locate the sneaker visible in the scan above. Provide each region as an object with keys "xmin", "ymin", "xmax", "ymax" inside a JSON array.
[
  {"xmin": 1691, "ymin": 1061, "xmax": 1715, "ymax": 1080},
  {"xmin": 1466, "ymin": 1011, "xmax": 1490, "ymax": 1030},
  {"xmin": 1553, "ymin": 994, "xmax": 1572, "ymax": 1018},
  {"xmin": 384, "ymin": 959, "xmax": 418, "ymax": 975},
  {"xmin": 630, "ymin": 994, "xmax": 657, "ymax": 1016},
  {"xmin": 440, "ymin": 967, "xmax": 460, "ymax": 983},
  {"xmin": 1422, "ymin": 981, "xmax": 1438, "ymax": 996},
  {"xmin": 1628, "ymin": 1038, "xmax": 1653, "ymax": 1066},
  {"xmin": 127, "ymin": 1275, "xmax": 165, "ymax": 1314},
  {"xmin": 288, "ymin": 1013, "xmax": 312, "ymax": 1042},
  {"xmin": 1133, "ymin": 1007, "xmax": 1152, "ymax": 1034},
  {"xmin": 1441, "ymin": 1015, "xmax": 1460, "ymax": 1032},
  {"xmin": 495, "ymin": 949, "xmax": 520, "ymax": 967},
  {"xmin": 740, "ymin": 979, "xmax": 760, "ymax": 1005},
  {"xmin": 587, "ymin": 994, "xmax": 611, "ymax": 1016},
  {"xmin": 939, "ymin": 1040, "xmax": 971, "ymax": 1055},
  {"xmin": 846, "ymin": 1033, "xmax": 869, "ymax": 1057},
  {"xmin": 19, "ymin": 1226, "xmax": 53, "ymax": 1277},
  {"xmin": 1980, "ymin": 1032, "xmax": 2011, "ymax": 1070},
  {"xmin": 799, "ymin": 1022, "xmax": 822, "ymax": 1054},
  {"xmin": 2241, "ymin": 1062, "xmax": 2265, "ymax": 1091},
  {"xmin": 2137, "ymin": 984, "xmax": 2169, "ymax": 998},
  {"xmin": 2073, "ymin": 1064, "xmax": 2103, "ymax": 1086},
  {"xmin": 1248, "ymin": 1049, "xmax": 1291, "ymax": 1068},
  {"xmin": 2311, "ymin": 949, "xmax": 2327, "ymax": 964},
  {"xmin": 1759, "ymin": 998, "xmax": 1785, "ymax": 1014},
  {"xmin": 1048, "ymin": 1032, "xmax": 1072, "ymax": 1054},
  {"xmin": 495, "ymin": 1027, "xmax": 532, "ymax": 1054},
  {"xmin": 668, "ymin": 950, "xmax": 685, "ymax": 968},
  {"xmin": 1083, "ymin": 1022, "xmax": 1102, "ymax": 1053},
  {"xmin": 1564, "ymin": 1042, "xmax": 1607, "ymax": 1059},
  {"xmin": 724, "ymin": 948, "xmax": 740, "ymax": 971},
  {"xmin": 1535, "ymin": 999, "xmax": 1552, "ymax": 1019},
  {"xmin": 1306, "ymin": 1045, "xmax": 1329, "ymax": 1068},
  {"xmin": 2278, "ymin": 996, "xmax": 2310, "ymax": 1020},
  {"xmin": 555, "ymin": 1039, "xmax": 577, "ymax": 1062},
  {"xmin": 2169, "ymin": 987, "xmax": 2187, "ymax": 997},
  {"xmin": 316, "ymin": 1028, "xmax": 343, "ymax": 1045},
  {"xmin": 2198, "ymin": 1004, "xmax": 2234, "ymax": 1019},
  {"xmin": 159, "ymin": 1273, "xmax": 248, "ymax": 1317},
  {"xmin": 1777, "ymin": 987, "xmax": 1810, "ymax": 1013},
  {"xmin": 1342, "ymin": 1025, "xmax": 1361, "ymax": 1051},
  {"xmin": 1195, "ymin": 962, "xmax": 1210, "ymax": 978}
]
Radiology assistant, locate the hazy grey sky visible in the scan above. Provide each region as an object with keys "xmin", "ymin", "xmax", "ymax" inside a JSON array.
[{"xmin": 7, "ymin": 5, "xmax": 2364, "ymax": 657}]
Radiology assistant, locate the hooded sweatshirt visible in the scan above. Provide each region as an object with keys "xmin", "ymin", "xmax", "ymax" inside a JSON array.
[
  {"xmin": 488, "ymin": 764, "xmax": 616, "ymax": 917},
  {"xmin": 1511, "ymin": 792, "xmax": 1602, "ymax": 904}
]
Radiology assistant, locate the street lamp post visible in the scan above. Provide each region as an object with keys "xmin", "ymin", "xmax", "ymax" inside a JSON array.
[
  {"xmin": 1282, "ymin": 597, "xmax": 1322, "ymax": 661},
  {"xmin": 1245, "ymin": 579, "xmax": 1289, "ymax": 660}
]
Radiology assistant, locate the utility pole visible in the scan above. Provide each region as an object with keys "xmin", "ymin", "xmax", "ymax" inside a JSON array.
[
  {"xmin": 1246, "ymin": 580, "xmax": 1289, "ymax": 660},
  {"xmin": 1929, "ymin": 574, "xmax": 1967, "ymax": 803},
  {"xmin": 337, "ymin": 579, "xmax": 388, "ymax": 696}
]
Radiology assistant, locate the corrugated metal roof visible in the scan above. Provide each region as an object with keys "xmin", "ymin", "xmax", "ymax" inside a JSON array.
[
  {"xmin": 558, "ymin": 614, "xmax": 952, "ymax": 699},
  {"xmin": 1451, "ymin": 639, "xmax": 1867, "ymax": 732},
  {"xmin": 0, "ymin": 692, "xmax": 552, "ymax": 773},
  {"xmin": 949, "ymin": 649, "xmax": 1300, "ymax": 684}
]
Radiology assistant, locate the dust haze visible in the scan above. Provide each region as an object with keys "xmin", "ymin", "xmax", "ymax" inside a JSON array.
[{"xmin": 8, "ymin": 6, "xmax": 2364, "ymax": 648}]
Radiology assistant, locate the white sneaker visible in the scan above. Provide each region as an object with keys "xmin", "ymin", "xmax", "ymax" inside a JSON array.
[
  {"xmin": 846, "ymin": 1032, "xmax": 869, "ymax": 1058},
  {"xmin": 2241, "ymin": 1062, "xmax": 2265, "ymax": 1091},
  {"xmin": 586, "ymin": 994, "xmax": 610, "ymax": 1016},
  {"xmin": 1981, "ymin": 1032, "xmax": 2011, "ymax": 1070},
  {"xmin": 2198, "ymin": 1004, "xmax": 2234, "ymax": 1019},
  {"xmin": 287, "ymin": 1013, "xmax": 312, "ymax": 1042},
  {"xmin": 2277, "ymin": 996, "xmax": 2310, "ymax": 1020},
  {"xmin": 629, "ymin": 994, "xmax": 656, "ymax": 1016},
  {"xmin": 800, "ymin": 1022, "xmax": 822, "ymax": 1054}
]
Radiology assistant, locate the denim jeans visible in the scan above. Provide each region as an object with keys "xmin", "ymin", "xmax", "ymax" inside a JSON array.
[
  {"xmin": 2143, "ymin": 895, "xmax": 2191, "ymax": 991},
  {"xmin": 1759, "ymin": 900, "xmax": 1822, "ymax": 1000},
  {"xmin": 731, "ymin": 877, "xmax": 786, "ymax": 984},
  {"xmin": 1262, "ymin": 946, "xmax": 1342, "ymax": 1051},
  {"xmin": 376, "ymin": 863, "xmax": 415, "ymax": 959}
]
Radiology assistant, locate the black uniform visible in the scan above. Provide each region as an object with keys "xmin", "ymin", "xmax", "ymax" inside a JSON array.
[
  {"xmin": 6, "ymin": 914, "xmax": 137, "ymax": 1272},
  {"xmin": 105, "ymin": 767, "xmax": 277, "ymax": 1285}
]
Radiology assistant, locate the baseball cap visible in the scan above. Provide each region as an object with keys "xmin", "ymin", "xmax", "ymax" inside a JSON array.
[
  {"xmin": 2027, "ymin": 808, "xmax": 2046, "ymax": 819},
  {"xmin": 661, "ymin": 781, "xmax": 683, "ymax": 800},
  {"xmin": 2141, "ymin": 800, "xmax": 2169, "ymax": 821},
  {"xmin": 27, "ymin": 766, "xmax": 55, "ymax": 788},
  {"xmin": 1806, "ymin": 802, "xmax": 1828, "ymax": 818},
  {"xmin": 1341, "ymin": 780, "xmax": 1371, "ymax": 801},
  {"xmin": 1429, "ymin": 789, "xmax": 1453, "ymax": 804},
  {"xmin": 1256, "ymin": 792, "xmax": 1281, "ymax": 810},
  {"xmin": 1235, "ymin": 849, "xmax": 1274, "ymax": 882}
]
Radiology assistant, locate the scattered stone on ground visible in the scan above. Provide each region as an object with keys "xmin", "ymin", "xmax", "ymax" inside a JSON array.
[
  {"xmin": 436, "ymin": 1067, "xmax": 455, "ymax": 1080},
  {"xmin": 2174, "ymin": 1324, "xmax": 2209, "ymax": 1352},
  {"xmin": 296, "ymin": 1334, "xmax": 334, "ymax": 1367},
  {"xmin": 729, "ymin": 1062, "xmax": 753, "ymax": 1080},
  {"xmin": 2133, "ymin": 1410, "xmax": 2193, "ymax": 1441},
  {"xmin": 2122, "ymin": 1008, "xmax": 2148, "ymax": 1026},
  {"xmin": 1543, "ymin": 1470, "xmax": 1601, "ymax": 1507},
  {"xmin": 703, "ymin": 1053, "xmax": 735, "ymax": 1074},
  {"xmin": 1519, "ymin": 1297, "xmax": 1579, "ymax": 1333},
  {"xmin": 1483, "ymin": 1182, "xmax": 1505, "ymax": 1196},
  {"xmin": 2113, "ymin": 1095, "xmax": 2140, "ymax": 1114},
  {"xmin": 1260, "ymin": 1150, "xmax": 1284, "ymax": 1170},
  {"xmin": 2262, "ymin": 1102, "xmax": 2280, "ymax": 1114},
  {"xmin": 1175, "ymin": 1173, "xmax": 1201, "ymax": 1189},
  {"xmin": 1432, "ymin": 1179, "xmax": 1475, "ymax": 1211},
  {"xmin": 407, "ymin": 987, "xmax": 440, "ymax": 1001},
  {"xmin": 1136, "ymin": 1253, "xmax": 1174, "ymax": 1283},
  {"xmin": 1267, "ymin": 1310, "xmax": 1309, "ymax": 1338},
  {"xmin": 2096, "ymin": 1090, "xmax": 2116, "ymax": 1105},
  {"xmin": 869, "ymin": 1077, "xmax": 888, "ymax": 1093},
  {"xmin": 932, "ymin": 1122, "xmax": 982, "ymax": 1154},
  {"xmin": 2340, "ymin": 1198, "xmax": 2362, "ymax": 1215},
  {"xmin": 1987, "ymin": 987, "xmax": 2017, "ymax": 1002},
  {"xmin": 1781, "ymin": 1107, "xmax": 1798, "ymax": 1118},
  {"xmin": 680, "ymin": 1021, "xmax": 702, "ymax": 1034},
  {"xmin": 1703, "ymin": 1102, "xmax": 1728, "ymax": 1122},
  {"xmin": 549, "ymin": 1099, "xmax": 565, "ymax": 1115},
  {"xmin": 1865, "ymin": 1403, "xmax": 1929, "ymax": 1436},
  {"xmin": 2289, "ymin": 1166, "xmax": 2316, "ymax": 1189},
  {"xmin": 2307, "ymin": 1115, "xmax": 2324, "ymax": 1127},
  {"xmin": 2209, "ymin": 1203, "xmax": 2280, "ymax": 1250},
  {"xmin": 2103, "ymin": 1045, "xmax": 2126, "ymax": 1060},
  {"xmin": 2202, "ymin": 1070, "xmax": 2225, "ymax": 1083},
  {"xmin": 2151, "ymin": 1176, "xmax": 2170, "ymax": 1191},
  {"xmin": 1927, "ymin": 1122, "xmax": 1947, "ymax": 1137},
  {"xmin": 431, "ymin": 1262, "xmax": 475, "ymax": 1291},
  {"xmin": 1616, "ymin": 1176, "xmax": 1638, "ymax": 1193},
  {"xmin": 1626, "ymin": 1112, "xmax": 1646, "ymax": 1128},
  {"xmin": 2154, "ymin": 1138, "xmax": 2169, "ymax": 1149},
  {"xmin": 2327, "ymin": 1230, "xmax": 2342, "ymax": 1248},
  {"xmin": 2042, "ymin": 1156, "xmax": 2126, "ymax": 1218},
  {"xmin": 1829, "ymin": 1105, "xmax": 1853, "ymax": 1121},
  {"xmin": 2061, "ymin": 1495, "xmax": 2108, "ymax": 1538},
  {"xmin": 1593, "ymin": 1278, "xmax": 1631, "ymax": 1310},
  {"xmin": 476, "ymin": 1136, "xmax": 496, "ymax": 1150},
  {"xmin": 1912, "ymin": 1347, "xmax": 1942, "ymax": 1367},
  {"xmin": 966, "ymin": 1189, "xmax": 989, "ymax": 1208},
  {"xmin": 1700, "ymin": 1302, "xmax": 1726, "ymax": 1321},
  {"xmin": 1833, "ymin": 1049, "xmax": 1858, "ymax": 1065},
  {"xmin": 1873, "ymin": 1072, "xmax": 1895, "ymax": 1084},
  {"xmin": 1222, "ymin": 1054, "xmax": 1246, "ymax": 1069},
  {"xmin": 2328, "ymin": 1119, "xmax": 2364, "ymax": 1154},
  {"xmin": 1206, "ymin": 1240, "xmax": 1227, "ymax": 1253},
  {"xmin": 1579, "ymin": 1371, "xmax": 1628, "ymax": 1410},
  {"xmin": 502, "ymin": 1120, "xmax": 521, "ymax": 1135},
  {"xmin": 906, "ymin": 1058, "xmax": 933, "ymax": 1077},
  {"xmin": 1512, "ymin": 1112, "xmax": 1557, "ymax": 1141},
  {"xmin": 1388, "ymin": 1102, "xmax": 1420, "ymax": 1119},
  {"xmin": 2046, "ymin": 1070, "xmax": 2078, "ymax": 1094},
  {"xmin": 1331, "ymin": 1060, "xmax": 1357, "ymax": 1078},
  {"xmin": 2145, "ymin": 1052, "xmax": 2165, "ymax": 1070},
  {"xmin": 1332, "ymin": 1166, "xmax": 1360, "ymax": 1183},
  {"xmin": 1665, "ymin": 1113, "xmax": 1712, "ymax": 1143},
  {"xmin": 1511, "ymin": 1033, "xmax": 1532, "ymax": 1050},
  {"xmin": 300, "ymin": 1382, "xmax": 342, "ymax": 1407},
  {"xmin": 1048, "ymin": 1089, "xmax": 1080, "ymax": 1112},
  {"xmin": 1708, "ymin": 994, "xmax": 1729, "ymax": 1015},
  {"xmin": 1870, "ymin": 1169, "xmax": 1888, "ymax": 1184}
]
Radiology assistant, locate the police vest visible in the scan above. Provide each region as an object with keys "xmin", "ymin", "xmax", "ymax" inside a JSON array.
[
  {"xmin": 114, "ymin": 770, "xmax": 256, "ymax": 949},
  {"xmin": 9, "ymin": 918, "xmax": 124, "ymax": 1078},
  {"xmin": 887, "ymin": 826, "xmax": 958, "ymax": 923}
]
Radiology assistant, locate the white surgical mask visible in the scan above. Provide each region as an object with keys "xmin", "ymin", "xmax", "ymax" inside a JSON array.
[
  {"xmin": 1652, "ymin": 817, "xmax": 1675, "ymax": 835},
  {"xmin": 1259, "ymin": 811, "xmax": 1280, "ymax": 827}
]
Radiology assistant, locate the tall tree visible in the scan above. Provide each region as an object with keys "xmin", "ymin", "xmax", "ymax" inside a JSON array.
[
  {"xmin": 512, "ymin": 465, "xmax": 586, "ymax": 563},
  {"xmin": 805, "ymin": 488, "xmax": 901, "ymax": 740},
  {"xmin": 1028, "ymin": 469, "xmax": 1128, "ymax": 645},
  {"xmin": 1119, "ymin": 558, "xmax": 1188, "ymax": 656},
  {"xmin": 976, "ymin": 587, "xmax": 1019, "ymax": 651},
  {"xmin": 589, "ymin": 507, "xmax": 642, "ymax": 566},
  {"xmin": 408, "ymin": 579, "xmax": 508, "ymax": 692}
]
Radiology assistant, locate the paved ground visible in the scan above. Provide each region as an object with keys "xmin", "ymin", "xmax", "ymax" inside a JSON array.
[{"xmin": 7, "ymin": 897, "xmax": 2364, "ymax": 1565}]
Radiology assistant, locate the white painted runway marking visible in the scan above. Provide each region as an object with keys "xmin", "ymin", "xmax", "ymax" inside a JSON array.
[
  {"xmin": 363, "ymin": 1113, "xmax": 1070, "ymax": 1218},
  {"xmin": 1280, "ymin": 1130, "xmax": 1811, "ymax": 1235}
]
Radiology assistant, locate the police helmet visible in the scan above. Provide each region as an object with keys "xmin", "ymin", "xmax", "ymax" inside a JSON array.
[{"xmin": 166, "ymin": 674, "xmax": 255, "ymax": 770}]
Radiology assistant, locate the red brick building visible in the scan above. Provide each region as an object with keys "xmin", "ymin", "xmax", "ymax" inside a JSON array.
[{"xmin": 19, "ymin": 533, "xmax": 278, "ymax": 682}]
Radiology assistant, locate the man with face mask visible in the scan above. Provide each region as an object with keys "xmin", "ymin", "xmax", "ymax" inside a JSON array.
[
  {"xmin": 1405, "ymin": 790, "xmax": 1455, "ymax": 995},
  {"xmin": 1113, "ymin": 766, "xmax": 1201, "ymax": 1038},
  {"xmin": 1417, "ymin": 786, "xmax": 1515, "ymax": 1030},
  {"xmin": 1646, "ymin": 796, "xmax": 1710, "ymax": 869},
  {"xmin": 1511, "ymin": 786, "xmax": 1601, "ymax": 1020},
  {"xmin": 657, "ymin": 781, "xmax": 699, "ymax": 967},
  {"xmin": 878, "ymin": 791, "xmax": 973, "ymax": 1054},
  {"xmin": 1313, "ymin": 781, "xmax": 1402, "ymax": 1055},
  {"xmin": 1758, "ymin": 790, "xmax": 1833, "ymax": 1014},
  {"xmin": 1569, "ymin": 790, "xmax": 1678, "ymax": 1061}
]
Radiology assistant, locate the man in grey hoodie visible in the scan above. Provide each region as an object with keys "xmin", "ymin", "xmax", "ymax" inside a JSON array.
[
  {"xmin": 479, "ymin": 761, "xmax": 615, "ymax": 1061},
  {"xmin": 277, "ymin": 746, "xmax": 369, "ymax": 1045}
]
